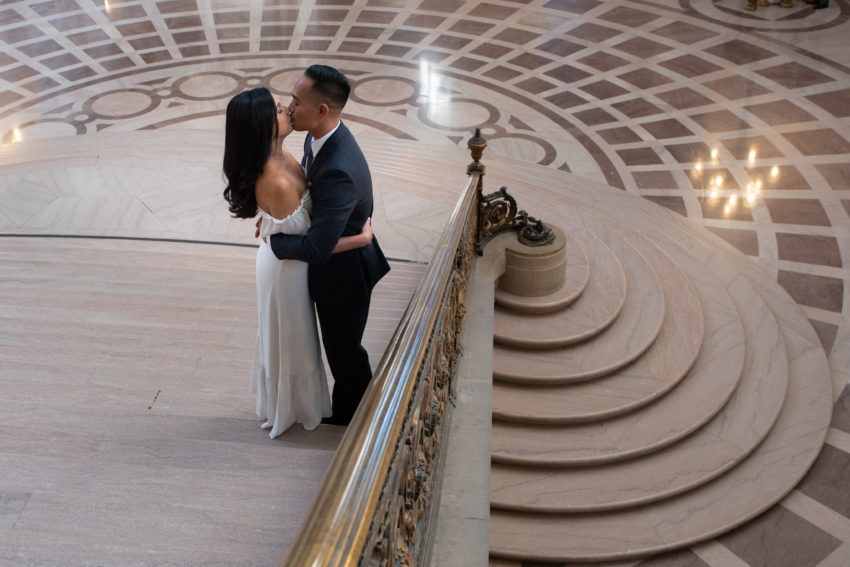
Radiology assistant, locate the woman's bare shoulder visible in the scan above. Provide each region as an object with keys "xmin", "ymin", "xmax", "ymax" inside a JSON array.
[
  {"xmin": 256, "ymin": 170, "xmax": 299, "ymax": 196},
  {"xmin": 255, "ymin": 168, "xmax": 304, "ymax": 218}
]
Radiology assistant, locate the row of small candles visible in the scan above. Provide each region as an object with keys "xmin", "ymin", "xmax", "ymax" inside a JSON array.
[{"xmin": 692, "ymin": 148, "xmax": 779, "ymax": 216}]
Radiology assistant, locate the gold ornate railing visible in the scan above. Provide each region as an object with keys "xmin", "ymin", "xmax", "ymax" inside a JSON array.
[{"xmin": 281, "ymin": 135, "xmax": 482, "ymax": 567}]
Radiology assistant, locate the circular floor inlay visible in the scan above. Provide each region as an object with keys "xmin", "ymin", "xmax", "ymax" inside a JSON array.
[
  {"xmin": 173, "ymin": 72, "xmax": 241, "ymax": 100},
  {"xmin": 486, "ymin": 136, "xmax": 549, "ymax": 165},
  {"xmin": 9, "ymin": 120, "xmax": 79, "ymax": 142},
  {"xmin": 267, "ymin": 69, "xmax": 304, "ymax": 96},
  {"xmin": 351, "ymin": 77, "xmax": 417, "ymax": 106},
  {"xmin": 420, "ymin": 99, "xmax": 498, "ymax": 131},
  {"xmin": 89, "ymin": 90, "xmax": 156, "ymax": 119}
]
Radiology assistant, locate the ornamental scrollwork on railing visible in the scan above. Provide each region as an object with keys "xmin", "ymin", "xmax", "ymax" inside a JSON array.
[
  {"xmin": 360, "ymin": 193, "xmax": 475, "ymax": 567},
  {"xmin": 518, "ymin": 217, "xmax": 556, "ymax": 247},
  {"xmin": 478, "ymin": 186, "xmax": 555, "ymax": 251},
  {"xmin": 467, "ymin": 128, "xmax": 555, "ymax": 254}
]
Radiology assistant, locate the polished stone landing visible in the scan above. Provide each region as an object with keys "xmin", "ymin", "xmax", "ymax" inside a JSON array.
[{"xmin": 0, "ymin": 236, "xmax": 423, "ymax": 566}]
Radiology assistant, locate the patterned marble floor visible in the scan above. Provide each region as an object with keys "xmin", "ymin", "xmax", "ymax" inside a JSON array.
[{"xmin": 0, "ymin": 0, "xmax": 849, "ymax": 565}]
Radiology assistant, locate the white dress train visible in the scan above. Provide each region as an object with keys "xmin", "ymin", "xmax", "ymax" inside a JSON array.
[{"xmin": 251, "ymin": 193, "xmax": 330, "ymax": 437}]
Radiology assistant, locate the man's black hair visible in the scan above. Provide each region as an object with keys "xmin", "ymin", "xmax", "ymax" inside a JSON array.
[{"xmin": 305, "ymin": 64, "xmax": 351, "ymax": 113}]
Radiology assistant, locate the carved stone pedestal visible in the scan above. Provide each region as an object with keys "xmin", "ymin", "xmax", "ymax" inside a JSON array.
[{"xmin": 498, "ymin": 225, "xmax": 566, "ymax": 298}]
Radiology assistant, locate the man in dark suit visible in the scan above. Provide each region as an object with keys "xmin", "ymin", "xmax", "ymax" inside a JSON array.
[{"xmin": 270, "ymin": 64, "xmax": 390, "ymax": 426}]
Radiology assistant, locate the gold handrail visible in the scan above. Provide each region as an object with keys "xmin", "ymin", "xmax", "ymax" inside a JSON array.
[{"xmin": 282, "ymin": 154, "xmax": 481, "ymax": 566}]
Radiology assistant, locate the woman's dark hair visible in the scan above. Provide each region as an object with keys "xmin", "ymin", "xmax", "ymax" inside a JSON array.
[
  {"xmin": 305, "ymin": 64, "xmax": 351, "ymax": 113},
  {"xmin": 222, "ymin": 87, "xmax": 279, "ymax": 219}
]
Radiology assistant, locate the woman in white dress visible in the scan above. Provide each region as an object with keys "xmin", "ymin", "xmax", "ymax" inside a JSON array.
[{"xmin": 222, "ymin": 87, "xmax": 373, "ymax": 437}]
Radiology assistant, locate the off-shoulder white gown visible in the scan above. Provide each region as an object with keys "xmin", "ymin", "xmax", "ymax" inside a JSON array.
[{"xmin": 251, "ymin": 193, "xmax": 330, "ymax": 437}]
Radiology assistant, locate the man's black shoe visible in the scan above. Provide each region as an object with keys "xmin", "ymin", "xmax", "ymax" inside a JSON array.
[{"xmin": 321, "ymin": 415, "xmax": 350, "ymax": 426}]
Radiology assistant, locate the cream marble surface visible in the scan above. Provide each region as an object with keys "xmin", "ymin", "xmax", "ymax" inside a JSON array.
[
  {"xmin": 493, "ymin": 234, "xmax": 665, "ymax": 384},
  {"xmin": 2, "ymin": 133, "xmax": 831, "ymax": 564},
  {"xmin": 0, "ymin": 1, "xmax": 845, "ymax": 564},
  {"xmin": 0, "ymin": 235, "xmax": 422, "ymax": 565},
  {"xmin": 493, "ymin": 229, "xmax": 590, "ymax": 315},
  {"xmin": 491, "ymin": 153, "xmax": 844, "ymax": 393},
  {"xmin": 489, "ymin": 233, "xmax": 765, "ymax": 467},
  {"xmin": 492, "ymin": 233, "xmax": 706, "ymax": 424},
  {"xmin": 429, "ymin": 250, "xmax": 498, "ymax": 567},
  {"xmin": 490, "ymin": 248, "xmax": 789, "ymax": 512},
  {"xmin": 494, "ymin": 230, "xmax": 627, "ymax": 348},
  {"xmin": 487, "ymin": 154, "xmax": 832, "ymax": 562},
  {"xmin": 0, "ymin": 130, "xmax": 460, "ymax": 262}
]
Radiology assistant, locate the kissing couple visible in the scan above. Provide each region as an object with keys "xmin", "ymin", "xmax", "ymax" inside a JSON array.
[{"xmin": 223, "ymin": 64, "xmax": 391, "ymax": 437}]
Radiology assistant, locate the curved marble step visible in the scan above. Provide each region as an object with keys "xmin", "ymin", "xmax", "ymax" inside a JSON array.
[
  {"xmin": 492, "ymin": 234, "xmax": 707, "ymax": 424},
  {"xmin": 484, "ymin": 158, "xmax": 832, "ymax": 563},
  {"xmin": 493, "ymin": 231, "xmax": 627, "ymax": 349},
  {"xmin": 494, "ymin": 230, "xmax": 625, "ymax": 349},
  {"xmin": 490, "ymin": 269, "xmax": 789, "ymax": 511},
  {"xmin": 490, "ymin": 236, "xmax": 748, "ymax": 466},
  {"xmin": 494, "ymin": 230, "xmax": 590, "ymax": 315},
  {"xmin": 492, "ymin": 238, "xmax": 619, "ymax": 348},
  {"xmin": 489, "ymin": 309, "xmax": 825, "ymax": 562},
  {"xmin": 493, "ymin": 236, "xmax": 664, "ymax": 384}
]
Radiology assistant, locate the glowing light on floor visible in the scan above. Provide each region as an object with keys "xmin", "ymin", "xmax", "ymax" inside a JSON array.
[
  {"xmin": 419, "ymin": 60, "xmax": 448, "ymax": 105},
  {"xmin": 419, "ymin": 60, "xmax": 430, "ymax": 96},
  {"xmin": 12, "ymin": 127, "xmax": 22, "ymax": 143}
]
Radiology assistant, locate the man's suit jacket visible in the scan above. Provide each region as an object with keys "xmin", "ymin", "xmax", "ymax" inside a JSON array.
[{"xmin": 270, "ymin": 121, "xmax": 390, "ymax": 305}]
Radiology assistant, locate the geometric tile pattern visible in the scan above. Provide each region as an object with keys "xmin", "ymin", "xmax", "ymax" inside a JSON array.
[
  {"xmin": 1, "ymin": 0, "xmax": 849, "ymax": 565},
  {"xmin": 719, "ymin": 504, "xmax": 842, "ymax": 567}
]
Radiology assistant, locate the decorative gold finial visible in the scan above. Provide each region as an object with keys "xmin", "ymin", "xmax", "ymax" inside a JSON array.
[{"xmin": 467, "ymin": 128, "xmax": 486, "ymax": 175}]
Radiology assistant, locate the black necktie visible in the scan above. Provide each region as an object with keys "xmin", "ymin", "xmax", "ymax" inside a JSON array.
[{"xmin": 305, "ymin": 145, "xmax": 314, "ymax": 175}]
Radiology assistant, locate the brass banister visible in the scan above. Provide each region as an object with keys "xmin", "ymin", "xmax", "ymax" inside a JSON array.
[{"xmin": 282, "ymin": 147, "xmax": 480, "ymax": 566}]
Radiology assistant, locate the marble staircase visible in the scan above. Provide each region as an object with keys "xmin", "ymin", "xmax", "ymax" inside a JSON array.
[{"xmin": 485, "ymin": 167, "xmax": 834, "ymax": 563}]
